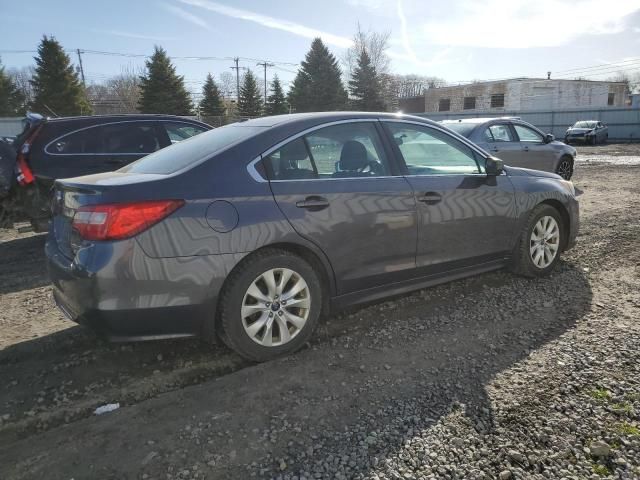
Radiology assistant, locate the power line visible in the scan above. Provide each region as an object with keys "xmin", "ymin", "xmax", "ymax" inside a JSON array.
[{"xmin": 553, "ymin": 57, "xmax": 640, "ymax": 75}]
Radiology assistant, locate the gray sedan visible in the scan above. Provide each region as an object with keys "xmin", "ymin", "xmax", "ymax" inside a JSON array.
[
  {"xmin": 565, "ymin": 120, "xmax": 608, "ymax": 145},
  {"xmin": 442, "ymin": 118, "xmax": 577, "ymax": 180},
  {"xmin": 47, "ymin": 112, "xmax": 579, "ymax": 361}
]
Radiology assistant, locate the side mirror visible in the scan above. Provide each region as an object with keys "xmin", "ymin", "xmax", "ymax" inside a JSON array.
[
  {"xmin": 486, "ymin": 156, "xmax": 504, "ymax": 176},
  {"xmin": 544, "ymin": 133, "xmax": 554, "ymax": 143}
]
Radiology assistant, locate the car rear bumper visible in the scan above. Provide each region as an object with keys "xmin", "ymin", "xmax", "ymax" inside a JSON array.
[{"xmin": 46, "ymin": 233, "xmax": 246, "ymax": 340}]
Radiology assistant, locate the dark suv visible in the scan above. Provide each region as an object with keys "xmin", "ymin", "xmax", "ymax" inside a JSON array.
[{"xmin": 11, "ymin": 113, "xmax": 211, "ymax": 230}]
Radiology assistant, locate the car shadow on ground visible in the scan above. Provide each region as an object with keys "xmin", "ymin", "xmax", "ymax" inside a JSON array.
[
  {"xmin": 0, "ymin": 260, "xmax": 593, "ymax": 479},
  {"xmin": 0, "ymin": 233, "xmax": 48, "ymax": 295}
]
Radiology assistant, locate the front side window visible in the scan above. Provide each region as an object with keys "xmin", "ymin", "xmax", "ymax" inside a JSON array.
[
  {"xmin": 386, "ymin": 123, "xmax": 481, "ymax": 175},
  {"xmin": 486, "ymin": 124, "xmax": 514, "ymax": 142},
  {"xmin": 165, "ymin": 122, "xmax": 208, "ymax": 143},
  {"xmin": 514, "ymin": 124, "xmax": 543, "ymax": 143},
  {"xmin": 264, "ymin": 122, "xmax": 391, "ymax": 180}
]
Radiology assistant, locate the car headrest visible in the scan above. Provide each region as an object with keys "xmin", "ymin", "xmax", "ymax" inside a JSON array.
[
  {"xmin": 339, "ymin": 140, "xmax": 368, "ymax": 171},
  {"xmin": 279, "ymin": 139, "xmax": 309, "ymax": 170}
]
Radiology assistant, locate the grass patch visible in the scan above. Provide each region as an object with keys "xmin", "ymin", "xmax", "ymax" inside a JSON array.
[
  {"xmin": 612, "ymin": 402, "xmax": 634, "ymax": 414},
  {"xmin": 616, "ymin": 422, "xmax": 640, "ymax": 436},
  {"xmin": 592, "ymin": 463, "xmax": 611, "ymax": 476},
  {"xmin": 590, "ymin": 388, "xmax": 612, "ymax": 401}
]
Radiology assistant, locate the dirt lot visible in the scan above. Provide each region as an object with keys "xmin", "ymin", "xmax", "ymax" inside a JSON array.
[{"xmin": 1, "ymin": 145, "xmax": 639, "ymax": 480}]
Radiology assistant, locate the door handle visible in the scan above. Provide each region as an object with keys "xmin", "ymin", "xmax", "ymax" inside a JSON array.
[
  {"xmin": 295, "ymin": 196, "xmax": 329, "ymax": 211},
  {"xmin": 417, "ymin": 192, "xmax": 442, "ymax": 205},
  {"xmin": 105, "ymin": 158, "xmax": 127, "ymax": 165},
  {"xmin": 523, "ymin": 146, "xmax": 529, "ymax": 152}
]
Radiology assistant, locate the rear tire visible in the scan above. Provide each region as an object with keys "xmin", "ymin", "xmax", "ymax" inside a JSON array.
[
  {"xmin": 510, "ymin": 204, "xmax": 564, "ymax": 278},
  {"xmin": 217, "ymin": 249, "xmax": 322, "ymax": 362}
]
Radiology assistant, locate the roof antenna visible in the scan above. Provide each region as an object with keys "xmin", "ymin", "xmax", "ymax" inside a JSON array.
[{"xmin": 547, "ymin": 71, "xmax": 551, "ymax": 80}]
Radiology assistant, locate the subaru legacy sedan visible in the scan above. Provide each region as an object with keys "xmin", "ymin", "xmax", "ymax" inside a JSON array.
[
  {"xmin": 442, "ymin": 118, "xmax": 577, "ymax": 180},
  {"xmin": 47, "ymin": 113, "xmax": 579, "ymax": 361}
]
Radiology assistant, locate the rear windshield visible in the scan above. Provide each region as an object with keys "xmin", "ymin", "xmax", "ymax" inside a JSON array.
[
  {"xmin": 573, "ymin": 121, "xmax": 597, "ymax": 128},
  {"xmin": 120, "ymin": 125, "xmax": 265, "ymax": 174},
  {"xmin": 441, "ymin": 122, "xmax": 476, "ymax": 137}
]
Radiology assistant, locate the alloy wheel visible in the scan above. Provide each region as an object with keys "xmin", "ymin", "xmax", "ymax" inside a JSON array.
[
  {"xmin": 557, "ymin": 160, "xmax": 572, "ymax": 180},
  {"xmin": 529, "ymin": 216, "xmax": 560, "ymax": 269},
  {"xmin": 241, "ymin": 268, "xmax": 311, "ymax": 347}
]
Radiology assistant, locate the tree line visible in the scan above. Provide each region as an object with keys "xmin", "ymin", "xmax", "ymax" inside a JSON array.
[{"xmin": 0, "ymin": 30, "xmax": 448, "ymax": 119}]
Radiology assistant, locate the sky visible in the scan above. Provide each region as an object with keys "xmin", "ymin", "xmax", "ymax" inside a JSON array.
[{"xmin": 2, "ymin": 0, "xmax": 640, "ymax": 99}]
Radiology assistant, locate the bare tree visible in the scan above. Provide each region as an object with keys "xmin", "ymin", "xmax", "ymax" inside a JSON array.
[
  {"xmin": 391, "ymin": 74, "xmax": 446, "ymax": 98},
  {"xmin": 86, "ymin": 66, "xmax": 142, "ymax": 114},
  {"xmin": 219, "ymin": 71, "xmax": 236, "ymax": 99},
  {"xmin": 8, "ymin": 66, "xmax": 35, "ymax": 110}
]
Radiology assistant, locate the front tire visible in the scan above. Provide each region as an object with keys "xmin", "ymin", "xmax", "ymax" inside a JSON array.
[
  {"xmin": 217, "ymin": 249, "xmax": 322, "ymax": 362},
  {"xmin": 510, "ymin": 204, "xmax": 564, "ymax": 278},
  {"xmin": 556, "ymin": 156, "xmax": 573, "ymax": 180}
]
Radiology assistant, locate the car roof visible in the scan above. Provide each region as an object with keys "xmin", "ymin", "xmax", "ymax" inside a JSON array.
[
  {"xmin": 441, "ymin": 117, "xmax": 521, "ymax": 124},
  {"xmin": 43, "ymin": 114, "xmax": 209, "ymax": 124},
  {"xmin": 236, "ymin": 111, "xmax": 437, "ymax": 128}
]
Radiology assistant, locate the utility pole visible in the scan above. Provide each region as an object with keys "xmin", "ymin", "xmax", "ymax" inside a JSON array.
[
  {"xmin": 76, "ymin": 49, "xmax": 86, "ymax": 87},
  {"xmin": 230, "ymin": 57, "xmax": 241, "ymax": 103},
  {"xmin": 257, "ymin": 61, "xmax": 274, "ymax": 107}
]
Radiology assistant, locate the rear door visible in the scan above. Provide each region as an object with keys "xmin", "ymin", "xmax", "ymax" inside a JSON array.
[
  {"xmin": 478, "ymin": 123, "xmax": 524, "ymax": 166},
  {"xmin": 382, "ymin": 121, "xmax": 516, "ymax": 275},
  {"xmin": 512, "ymin": 123, "xmax": 556, "ymax": 172},
  {"xmin": 266, "ymin": 120, "xmax": 418, "ymax": 294}
]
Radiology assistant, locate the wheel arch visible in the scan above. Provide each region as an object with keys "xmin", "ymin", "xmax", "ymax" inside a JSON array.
[
  {"xmin": 539, "ymin": 199, "xmax": 570, "ymax": 251},
  {"xmin": 208, "ymin": 241, "xmax": 336, "ymax": 340}
]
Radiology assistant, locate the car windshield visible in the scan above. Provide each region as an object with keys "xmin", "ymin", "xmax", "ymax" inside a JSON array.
[
  {"xmin": 573, "ymin": 121, "xmax": 597, "ymax": 129},
  {"xmin": 119, "ymin": 125, "xmax": 265, "ymax": 174},
  {"xmin": 441, "ymin": 122, "xmax": 476, "ymax": 137}
]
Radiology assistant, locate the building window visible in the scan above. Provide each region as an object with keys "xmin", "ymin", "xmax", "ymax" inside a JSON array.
[
  {"xmin": 490, "ymin": 94, "xmax": 505, "ymax": 108},
  {"xmin": 608, "ymin": 93, "xmax": 615, "ymax": 106},
  {"xmin": 438, "ymin": 98, "xmax": 451, "ymax": 112},
  {"xmin": 463, "ymin": 96, "xmax": 476, "ymax": 110}
]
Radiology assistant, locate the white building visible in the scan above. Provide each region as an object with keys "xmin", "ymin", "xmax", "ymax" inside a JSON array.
[{"xmin": 418, "ymin": 78, "xmax": 628, "ymax": 113}]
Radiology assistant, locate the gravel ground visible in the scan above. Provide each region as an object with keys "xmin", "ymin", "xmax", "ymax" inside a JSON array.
[{"xmin": 0, "ymin": 145, "xmax": 639, "ymax": 480}]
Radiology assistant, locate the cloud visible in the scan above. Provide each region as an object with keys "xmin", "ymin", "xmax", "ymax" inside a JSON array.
[
  {"xmin": 161, "ymin": 2, "xmax": 211, "ymax": 30},
  {"xmin": 420, "ymin": 0, "xmax": 640, "ymax": 48},
  {"xmin": 94, "ymin": 29, "xmax": 175, "ymax": 41},
  {"xmin": 177, "ymin": 0, "xmax": 353, "ymax": 48}
]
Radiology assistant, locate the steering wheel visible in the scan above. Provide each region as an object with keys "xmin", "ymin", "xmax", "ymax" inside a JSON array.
[{"xmin": 359, "ymin": 161, "xmax": 384, "ymax": 175}]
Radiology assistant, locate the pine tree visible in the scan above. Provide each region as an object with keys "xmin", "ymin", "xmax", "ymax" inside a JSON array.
[
  {"xmin": 199, "ymin": 73, "xmax": 225, "ymax": 117},
  {"xmin": 0, "ymin": 58, "xmax": 25, "ymax": 115},
  {"xmin": 266, "ymin": 75, "xmax": 288, "ymax": 115},
  {"xmin": 348, "ymin": 49, "xmax": 385, "ymax": 111},
  {"xmin": 288, "ymin": 38, "xmax": 347, "ymax": 112},
  {"xmin": 138, "ymin": 46, "xmax": 192, "ymax": 115},
  {"xmin": 238, "ymin": 70, "xmax": 262, "ymax": 117},
  {"xmin": 30, "ymin": 36, "xmax": 91, "ymax": 116}
]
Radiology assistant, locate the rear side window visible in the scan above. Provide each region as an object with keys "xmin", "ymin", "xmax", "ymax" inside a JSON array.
[
  {"xmin": 264, "ymin": 122, "xmax": 391, "ymax": 180},
  {"xmin": 486, "ymin": 124, "xmax": 513, "ymax": 142},
  {"xmin": 121, "ymin": 125, "xmax": 265, "ymax": 175},
  {"xmin": 164, "ymin": 122, "xmax": 208, "ymax": 143},
  {"xmin": 46, "ymin": 122, "xmax": 162, "ymax": 155}
]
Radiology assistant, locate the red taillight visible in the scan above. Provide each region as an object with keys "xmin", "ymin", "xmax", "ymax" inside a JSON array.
[
  {"xmin": 15, "ymin": 124, "xmax": 43, "ymax": 186},
  {"xmin": 72, "ymin": 199, "xmax": 185, "ymax": 241}
]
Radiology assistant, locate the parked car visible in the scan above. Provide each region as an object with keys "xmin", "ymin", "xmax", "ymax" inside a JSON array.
[
  {"xmin": 565, "ymin": 120, "xmax": 608, "ymax": 145},
  {"xmin": 47, "ymin": 112, "xmax": 579, "ymax": 362},
  {"xmin": 441, "ymin": 117, "xmax": 576, "ymax": 180},
  {"xmin": 11, "ymin": 113, "xmax": 211, "ymax": 230}
]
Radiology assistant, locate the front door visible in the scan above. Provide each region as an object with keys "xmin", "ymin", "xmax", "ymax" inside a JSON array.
[
  {"xmin": 512, "ymin": 123, "xmax": 557, "ymax": 172},
  {"xmin": 266, "ymin": 121, "xmax": 418, "ymax": 294},
  {"xmin": 477, "ymin": 123, "xmax": 524, "ymax": 166},
  {"xmin": 383, "ymin": 121, "xmax": 517, "ymax": 274}
]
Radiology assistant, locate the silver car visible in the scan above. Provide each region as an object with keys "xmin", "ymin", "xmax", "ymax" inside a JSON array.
[
  {"xmin": 441, "ymin": 118, "xmax": 577, "ymax": 180},
  {"xmin": 565, "ymin": 120, "xmax": 608, "ymax": 145}
]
